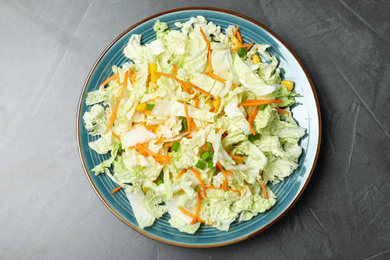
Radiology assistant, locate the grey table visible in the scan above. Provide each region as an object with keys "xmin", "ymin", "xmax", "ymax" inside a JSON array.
[{"xmin": 1, "ymin": 0, "xmax": 389, "ymax": 259}]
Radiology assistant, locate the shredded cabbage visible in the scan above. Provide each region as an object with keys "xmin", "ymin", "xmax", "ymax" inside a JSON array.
[{"xmin": 83, "ymin": 16, "xmax": 305, "ymax": 233}]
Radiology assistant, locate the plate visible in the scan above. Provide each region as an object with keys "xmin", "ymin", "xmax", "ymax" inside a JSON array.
[{"xmin": 76, "ymin": 7, "xmax": 321, "ymax": 248}]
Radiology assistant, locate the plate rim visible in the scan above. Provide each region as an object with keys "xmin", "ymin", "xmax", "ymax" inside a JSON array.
[{"xmin": 76, "ymin": 6, "xmax": 322, "ymax": 248}]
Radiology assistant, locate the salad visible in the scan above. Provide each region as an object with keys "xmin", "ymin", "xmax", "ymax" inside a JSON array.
[{"xmin": 83, "ymin": 16, "xmax": 306, "ymax": 234}]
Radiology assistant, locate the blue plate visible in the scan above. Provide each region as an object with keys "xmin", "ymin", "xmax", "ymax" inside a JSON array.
[{"xmin": 77, "ymin": 7, "xmax": 321, "ymax": 248}]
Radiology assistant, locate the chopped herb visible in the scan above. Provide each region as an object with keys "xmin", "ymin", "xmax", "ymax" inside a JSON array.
[
  {"xmin": 237, "ymin": 47, "xmax": 248, "ymax": 57},
  {"xmin": 172, "ymin": 141, "xmax": 180, "ymax": 152},
  {"xmin": 180, "ymin": 117, "xmax": 188, "ymax": 132},
  {"xmin": 146, "ymin": 104, "xmax": 155, "ymax": 111},
  {"xmin": 207, "ymin": 160, "xmax": 215, "ymax": 169},
  {"xmin": 201, "ymin": 151, "xmax": 212, "ymax": 160},
  {"xmin": 248, "ymin": 133, "xmax": 260, "ymax": 142},
  {"xmin": 156, "ymin": 179, "xmax": 163, "ymax": 185},
  {"xmin": 196, "ymin": 160, "xmax": 206, "ymax": 170}
]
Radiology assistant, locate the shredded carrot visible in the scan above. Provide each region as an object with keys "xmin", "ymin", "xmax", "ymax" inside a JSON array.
[
  {"xmin": 129, "ymin": 69, "xmax": 137, "ymax": 85},
  {"xmin": 172, "ymin": 64, "xmax": 178, "ymax": 75},
  {"xmin": 226, "ymin": 150, "xmax": 246, "ymax": 161},
  {"xmin": 216, "ymin": 162, "xmax": 233, "ymax": 176},
  {"xmin": 178, "ymin": 206, "xmax": 205, "ymax": 223},
  {"xmin": 191, "ymin": 189, "xmax": 203, "ymax": 224},
  {"xmin": 215, "ymin": 127, "xmax": 225, "ymax": 133},
  {"xmin": 205, "ymin": 72, "xmax": 239, "ymax": 88},
  {"xmin": 233, "ymin": 26, "xmax": 239, "ymax": 37},
  {"xmin": 205, "ymin": 185, "xmax": 215, "ymax": 189},
  {"xmin": 226, "ymin": 188, "xmax": 238, "ymax": 193},
  {"xmin": 139, "ymin": 110, "xmax": 153, "ymax": 116},
  {"xmin": 236, "ymin": 31, "xmax": 243, "ymax": 43},
  {"xmin": 189, "ymin": 167, "xmax": 207, "ymax": 198},
  {"xmin": 184, "ymin": 103, "xmax": 191, "ymax": 137},
  {"xmin": 199, "ymin": 27, "xmax": 212, "ymax": 74},
  {"xmin": 247, "ymin": 103, "xmax": 255, "ymax": 122},
  {"xmin": 230, "ymin": 41, "xmax": 254, "ymax": 52},
  {"xmin": 179, "ymin": 80, "xmax": 191, "ymax": 94},
  {"xmin": 186, "ymin": 82, "xmax": 213, "ymax": 97},
  {"xmin": 260, "ymin": 176, "xmax": 268, "ymax": 199},
  {"xmin": 100, "ymin": 73, "xmax": 119, "ymax": 87},
  {"xmin": 154, "ymin": 72, "xmax": 177, "ymax": 79},
  {"xmin": 154, "ymin": 136, "xmax": 165, "ymax": 145},
  {"xmin": 176, "ymin": 169, "xmax": 187, "ymax": 179},
  {"xmin": 249, "ymin": 105, "xmax": 260, "ymax": 135},
  {"xmin": 111, "ymin": 186, "xmax": 122, "ymax": 193},
  {"xmin": 238, "ymin": 99, "xmax": 283, "ymax": 107},
  {"xmin": 136, "ymin": 143, "xmax": 171, "ymax": 164},
  {"xmin": 202, "ymin": 144, "xmax": 210, "ymax": 151},
  {"xmin": 105, "ymin": 73, "xmax": 128, "ymax": 132},
  {"xmin": 213, "ymin": 99, "xmax": 221, "ymax": 113},
  {"xmin": 194, "ymin": 95, "xmax": 199, "ymax": 108},
  {"xmin": 164, "ymin": 140, "xmax": 181, "ymax": 147},
  {"xmin": 275, "ymin": 107, "xmax": 289, "ymax": 114},
  {"xmin": 110, "ymin": 129, "xmax": 121, "ymax": 141},
  {"xmin": 220, "ymin": 175, "xmax": 228, "ymax": 190}
]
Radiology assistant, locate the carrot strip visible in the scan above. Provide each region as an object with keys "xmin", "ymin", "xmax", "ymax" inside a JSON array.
[
  {"xmin": 129, "ymin": 69, "xmax": 137, "ymax": 85},
  {"xmin": 216, "ymin": 162, "xmax": 233, "ymax": 176},
  {"xmin": 260, "ymin": 176, "xmax": 268, "ymax": 199},
  {"xmin": 178, "ymin": 207, "xmax": 205, "ymax": 223},
  {"xmin": 194, "ymin": 96, "xmax": 199, "ymax": 108},
  {"xmin": 230, "ymin": 41, "xmax": 254, "ymax": 52},
  {"xmin": 202, "ymin": 144, "xmax": 210, "ymax": 151},
  {"xmin": 189, "ymin": 167, "xmax": 207, "ymax": 198},
  {"xmin": 249, "ymin": 105, "xmax": 259, "ymax": 135},
  {"xmin": 220, "ymin": 175, "xmax": 228, "ymax": 190},
  {"xmin": 233, "ymin": 26, "xmax": 239, "ymax": 37},
  {"xmin": 136, "ymin": 143, "xmax": 171, "ymax": 161},
  {"xmin": 176, "ymin": 169, "xmax": 187, "ymax": 179},
  {"xmin": 191, "ymin": 189, "xmax": 203, "ymax": 224},
  {"xmin": 164, "ymin": 140, "xmax": 181, "ymax": 147},
  {"xmin": 238, "ymin": 99, "xmax": 283, "ymax": 107},
  {"xmin": 172, "ymin": 64, "xmax": 178, "ymax": 75},
  {"xmin": 276, "ymin": 107, "xmax": 289, "ymax": 114},
  {"xmin": 236, "ymin": 31, "xmax": 243, "ymax": 43},
  {"xmin": 199, "ymin": 28, "xmax": 211, "ymax": 49},
  {"xmin": 110, "ymin": 129, "xmax": 121, "ymax": 141},
  {"xmin": 111, "ymin": 186, "xmax": 122, "ymax": 193},
  {"xmin": 226, "ymin": 150, "xmax": 246, "ymax": 161},
  {"xmin": 205, "ymin": 72, "xmax": 239, "ymax": 88},
  {"xmin": 154, "ymin": 137, "xmax": 165, "ymax": 145},
  {"xmin": 186, "ymin": 82, "xmax": 213, "ymax": 97},
  {"xmin": 154, "ymin": 72, "xmax": 177, "ymax": 79},
  {"xmin": 100, "ymin": 73, "xmax": 119, "ymax": 87},
  {"xmin": 226, "ymin": 188, "xmax": 238, "ymax": 193},
  {"xmin": 184, "ymin": 103, "xmax": 191, "ymax": 137},
  {"xmin": 205, "ymin": 186, "xmax": 215, "ymax": 189}
]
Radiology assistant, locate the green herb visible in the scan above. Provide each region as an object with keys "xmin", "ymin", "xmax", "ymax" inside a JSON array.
[
  {"xmin": 207, "ymin": 160, "xmax": 215, "ymax": 169},
  {"xmin": 196, "ymin": 160, "xmax": 206, "ymax": 170},
  {"xmin": 206, "ymin": 142, "xmax": 213, "ymax": 151},
  {"xmin": 180, "ymin": 117, "xmax": 187, "ymax": 132},
  {"xmin": 171, "ymin": 141, "xmax": 180, "ymax": 152},
  {"xmin": 201, "ymin": 151, "xmax": 212, "ymax": 160},
  {"xmin": 237, "ymin": 47, "xmax": 248, "ymax": 57},
  {"xmin": 146, "ymin": 104, "xmax": 155, "ymax": 111},
  {"xmin": 156, "ymin": 179, "xmax": 163, "ymax": 185},
  {"xmin": 248, "ymin": 133, "xmax": 260, "ymax": 142}
]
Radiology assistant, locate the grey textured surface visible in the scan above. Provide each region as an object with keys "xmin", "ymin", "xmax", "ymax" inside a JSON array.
[{"xmin": 1, "ymin": 0, "xmax": 389, "ymax": 259}]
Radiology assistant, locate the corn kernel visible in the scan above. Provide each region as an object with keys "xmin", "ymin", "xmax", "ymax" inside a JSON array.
[
  {"xmin": 135, "ymin": 103, "xmax": 146, "ymax": 112},
  {"xmin": 206, "ymin": 102, "xmax": 213, "ymax": 111},
  {"xmin": 149, "ymin": 81, "xmax": 158, "ymax": 89},
  {"xmin": 155, "ymin": 123, "xmax": 163, "ymax": 133},
  {"xmin": 233, "ymin": 42, "xmax": 242, "ymax": 49},
  {"xmin": 211, "ymin": 98, "xmax": 221, "ymax": 109},
  {"xmin": 150, "ymin": 73, "xmax": 160, "ymax": 83},
  {"xmin": 281, "ymin": 80, "xmax": 294, "ymax": 91},
  {"xmin": 149, "ymin": 63, "xmax": 158, "ymax": 74},
  {"xmin": 231, "ymin": 36, "xmax": 239, "ymax": 44},
  {"xmin": 142, "ymin": 186, "xmax": 148, "ymax": 194},
  {"xmin": 252, "ymin": 54, "xmax": 261, "ymax": 64}
]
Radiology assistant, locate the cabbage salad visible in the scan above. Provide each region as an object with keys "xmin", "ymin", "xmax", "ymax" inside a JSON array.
[{"xmin": 83, "ymin": 16, "xmax": 306, "ymax": 234}]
